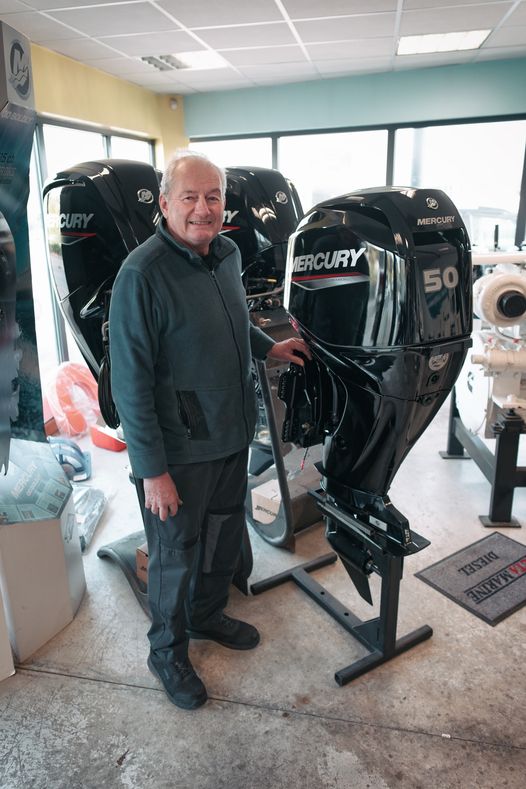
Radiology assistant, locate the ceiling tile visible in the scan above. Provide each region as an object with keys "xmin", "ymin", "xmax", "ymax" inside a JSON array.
[
  {"xmin": 157, "ymin": 0, "xmax": 283, "ymax": 27},
  {"xmin": 0, "ymin": 11, "xmax": 78, "ymax": 40},
  {"xmin": 22, "ymin": 0, "xmax": 134, "ymax": 8},
  {"xmin": 238, "ymin": 61, "xmax": 318, "ymax": 78},
  {"xmin": 48, "ymin": 3, "xmax": 177, "ymax": 38},
  {"xmin": 85, "ymin": 57, "xmax": 156, "ymax": 76},
  {"xmin": 475, "ymin": 44, "xmax": 526, "ymax": 61},
  {"xmin": 196, "ymin": 22, "xmax": 295, "ymax": 49},
  {"xmin": 316, "ymin": 56, "xmax": 393, "ymax": 75},
  {"xmin": 250, "ymin": 72, "xmax": 316, "ymax": 87},
  {"xmin": 507, "ymin": 2, "xmax": 526, "ymax": 24},
  {"xmin": 38, "ymin": 37, "xmax": 120, "ymax": 60},
  {"xmin": 400, "ymin": 3, "xmax": 514, "ymax": 36},
  {"xmin": 221, "ymin": 45, "xmax": 306, "ymax": 66},
  {"xmin": 306, "ymin": 38, "xmax": 393, "ymax": 60},
  {"xmin": 169, "ymin": 69, "xmax": 249, "ymax": 86},
  {"xmin": 283, "ymin": 0, "xmax": 397, "ymax": 18},
  {"xmin": 294, "ymin": 13, "xmax": 396, "ymax": 42},
  {"xmin": 98, "ymin": 30, "xmax": 201, "ymax": 57},
  {"xmin": 484, "ymin": 25, "xmax": 526, "ymax": 47},
  {"xmin": 0, "ymin": 1, "xmax": 31, "ymax": 12}
]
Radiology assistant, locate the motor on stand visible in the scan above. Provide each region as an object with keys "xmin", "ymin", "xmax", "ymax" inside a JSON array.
[{"xmin": 275, "ymin": 186, "xmax": 473, "ymax": 682}]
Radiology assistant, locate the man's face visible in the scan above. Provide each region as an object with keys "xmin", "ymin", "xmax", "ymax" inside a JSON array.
[{"xmin": 159, "ymin": 158, "xmax": 225, "ymax": 256}]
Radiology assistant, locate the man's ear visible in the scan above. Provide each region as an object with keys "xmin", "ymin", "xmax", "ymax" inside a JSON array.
[{"xmin": 159, "ymin": 193, "xmax": 168, "ymax": 217}]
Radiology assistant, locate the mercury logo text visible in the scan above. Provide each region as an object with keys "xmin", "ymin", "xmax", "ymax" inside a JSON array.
[
  {"xmin": 293, "ymin": 247, "xmax": 366, "ymax": 273},
  {"xmin": 48, "ymin": 213, "xmax": 94, "ymax": 230},
  {"xmin": 417, "ymin": 215, "xmax": 455, "ymax": 226},
  {"xmin": 223, "ymin": 209, "xmax": 239, "ymax": 224}
]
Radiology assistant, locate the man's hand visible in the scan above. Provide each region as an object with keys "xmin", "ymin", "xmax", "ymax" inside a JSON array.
[
  {"xmin": 144, "ymin": 472, "xmax": 183, "ymax": 522},
  {"xmin": 267, "ymin": 337, "xmax": 312, "ymax": 366}
]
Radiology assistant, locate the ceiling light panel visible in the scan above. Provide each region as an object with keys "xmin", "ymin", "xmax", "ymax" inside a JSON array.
[{"xmin": 398, "ymin": 30, "xmax": 491, "ymax": 55}]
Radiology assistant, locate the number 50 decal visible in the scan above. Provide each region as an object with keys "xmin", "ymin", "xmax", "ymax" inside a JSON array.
[{"xmin": 423, "ymin": 266, "xmax": 459, "ymax": 293}]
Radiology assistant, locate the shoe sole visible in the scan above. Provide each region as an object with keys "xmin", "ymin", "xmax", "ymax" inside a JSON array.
[
  {"xmin": 186, "ymin": 629, "xmax": 260, "ymax": 650},
  {"xmin": 147, "ymin": 656, "xmax": 207, "ymax": 710}
]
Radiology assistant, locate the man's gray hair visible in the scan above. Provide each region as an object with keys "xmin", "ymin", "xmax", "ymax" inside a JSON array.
[{"xmin": 160, "ymin": 150, "xmax": 227, "ymax": 199}]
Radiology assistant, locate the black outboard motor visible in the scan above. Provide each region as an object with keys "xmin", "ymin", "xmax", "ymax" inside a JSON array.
[
  {"xmin": 278, "ymin": 187, "xmax": 472, "ymax": 640},
  {"xmin": 43, "ymin": 159, "xmax": 161, "ymax": 378},
  {"xmin": 269, "ymin": 187, "xmax": 472, "ymax": 683},
  {"xmin": 223, "ymin": 166, "xmax": 303, "ymax": 306}
]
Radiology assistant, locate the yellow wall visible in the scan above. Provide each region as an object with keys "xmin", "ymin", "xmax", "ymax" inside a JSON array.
[{"xmin": 30, "ymin": 44, "xmax": 188, "ymax": 164}]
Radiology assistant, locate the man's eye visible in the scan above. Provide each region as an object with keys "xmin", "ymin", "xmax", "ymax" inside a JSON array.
[
  {"xmin": 182, "ymin": 196, "xmax": 197, "ymax": 203},
  {"xmin": 207, "ymin": 196, "xmax": 221, "ymax": 204}
]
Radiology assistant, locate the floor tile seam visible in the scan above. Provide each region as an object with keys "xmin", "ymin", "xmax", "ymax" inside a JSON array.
[{"xmin": 12, "ymin": 666, "xmax": 526, "ymax": 753}]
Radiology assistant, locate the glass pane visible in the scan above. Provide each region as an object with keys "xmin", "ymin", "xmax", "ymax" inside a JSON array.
[
  {"xmin": 110, "ymin": 136, "xmax": 153, "ymax": 163},
  {"xmin": 278, "ymin": 130, "xmax": 388, "ymax": 213},
  {"xmin": 393, "ymin": 121, "xmax": 526, "ymax": 252},
  {"xmin": 28, "ymin": 144, "xmax": 59, "ymax": 380},
  {"xmin": 43, "ymin": 124, "xmax": 105, "ymax": 180},
  {"xmin": 190, "ymin": 138, "xmax": 272, "ymax": 169}
]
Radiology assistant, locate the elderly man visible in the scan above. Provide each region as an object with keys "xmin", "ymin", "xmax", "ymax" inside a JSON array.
[{"xmin": 109, "ymin": 151, "xmax": 310, "ymax": 710}]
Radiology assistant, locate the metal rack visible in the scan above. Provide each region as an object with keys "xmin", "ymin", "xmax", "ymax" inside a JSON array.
[{"xmin": 441, "ymin": 388, "xmax": 524, "ymax": 527}]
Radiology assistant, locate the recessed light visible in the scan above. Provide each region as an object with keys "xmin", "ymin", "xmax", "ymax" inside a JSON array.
[
  {"xmin": 397, "ymin": 30, "xmax": 491, "ymax": 55},
  {"xmin": 170, "ymin": 50, "xmax": 229, "ymax": 70}
]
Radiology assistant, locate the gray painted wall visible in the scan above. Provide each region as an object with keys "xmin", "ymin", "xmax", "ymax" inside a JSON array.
[{"xmin": 184, "ymin": 57, "xmax": 526, "ymax": 138}]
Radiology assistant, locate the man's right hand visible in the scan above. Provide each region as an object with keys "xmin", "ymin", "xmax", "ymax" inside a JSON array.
[{"xmin": 143, "ymin": 472, "xmax": 183, "ymax": 522}]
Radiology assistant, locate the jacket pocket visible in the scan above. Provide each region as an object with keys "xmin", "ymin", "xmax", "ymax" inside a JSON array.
[{"xmin": 176, "ymin": 391, "xmax": 210, "ymax": 440}]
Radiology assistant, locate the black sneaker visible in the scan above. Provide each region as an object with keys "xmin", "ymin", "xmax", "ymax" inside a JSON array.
[
  {"xmin": 187, "ymin": 612, "xmax": 260, "ymax": 650},
  {"xmin": 147, "ymin": 653, "xmax": 208, "ymax": 710}
]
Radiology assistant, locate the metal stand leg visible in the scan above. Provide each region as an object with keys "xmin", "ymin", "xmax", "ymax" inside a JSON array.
[
  {"xmin": 482, "ymin": 410, "xmax": 524, "ymax": 527},
  {"xmin": 439, "ymin": 389, "xmax": 469, "ymax": 459},
  {"xmin": 251, "ymin": 540, "xmax": 432, "ymax": 686}
]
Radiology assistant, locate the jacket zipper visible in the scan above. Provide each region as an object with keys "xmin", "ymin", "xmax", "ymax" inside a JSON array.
[{"xmin": 207, "ymin": 266, "xmax": 251, "ymax": 442}]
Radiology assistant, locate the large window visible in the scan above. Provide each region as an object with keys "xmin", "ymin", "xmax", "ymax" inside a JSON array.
[
  {"xmin": 110, "ymin": 136, "xmax": 153, "ymax": 163},
  {"xmin": 393, "ymin": 120, "xmax": 526, "ymax": 252},
  {"xmin": 278, "ymin": 129, "xmax": 389, "ymax": 212},
  {"xmin": 190, "ymin": 137, "xmax": 272, "ymax": 169},
  {"xmin": 42, "ymin": 125, "xmax": 107, "ymax": 182}
]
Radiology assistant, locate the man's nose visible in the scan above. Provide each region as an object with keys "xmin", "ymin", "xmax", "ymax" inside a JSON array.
[{"xmin": 194, "ymin": 195, "xmax": 209, "ymax": 213}]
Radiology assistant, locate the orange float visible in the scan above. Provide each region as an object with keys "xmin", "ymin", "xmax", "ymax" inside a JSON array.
[{"xmin": 45, "ymin": 362, "xmax": 100, "ymax": 436}]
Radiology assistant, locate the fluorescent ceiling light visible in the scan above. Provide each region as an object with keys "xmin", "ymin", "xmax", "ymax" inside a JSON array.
[
  {"xmin": 397, "ymin": 29, "xmax": 490, "ymax": 55},
  {"xmin": 171, "ymin": 50, "xmax": 229, "ymax": 70}
]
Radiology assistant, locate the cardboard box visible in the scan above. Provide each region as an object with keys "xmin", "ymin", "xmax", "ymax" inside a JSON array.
[
  {"xmin": 136, "ymin": 542, "xmax": 148, "ymax": 586},
  {"xmin": 0, "ymin": 584, "xmax": 14, "ymax": 682},
  {"xmin": 0, "ymin": 440, "xmax": 86, "ymax": 662},
  {"xmin": 251, "ymin": 464, "xmax": 322, "ymax": 528},
  {"xmin": 251, "ymin": 478, "xmax": 281, "ymax": 524}
]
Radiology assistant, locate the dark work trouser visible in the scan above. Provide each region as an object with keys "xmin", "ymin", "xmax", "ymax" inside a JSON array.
[{"xmin": 136, "ymin": 448, "xmax": 249, "ymax": 663}]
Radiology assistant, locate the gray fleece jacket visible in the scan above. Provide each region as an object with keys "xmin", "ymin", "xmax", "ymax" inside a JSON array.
[{"xmin": 109, "ymin": 219, "xmax": 275, "ymax": 478}]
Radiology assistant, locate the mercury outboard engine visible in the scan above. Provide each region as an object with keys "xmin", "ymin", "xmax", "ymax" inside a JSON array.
[
  {"xmin": 276, "ymin": 187, "xmax": 472, "ymax": 682},
  {"xmin": 222, "ymin": 166, "xmax": 303, "ymax": 306},
  {"xmin": 43, "ymin": 159, "xmax": 162, "ymax": 379}
]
